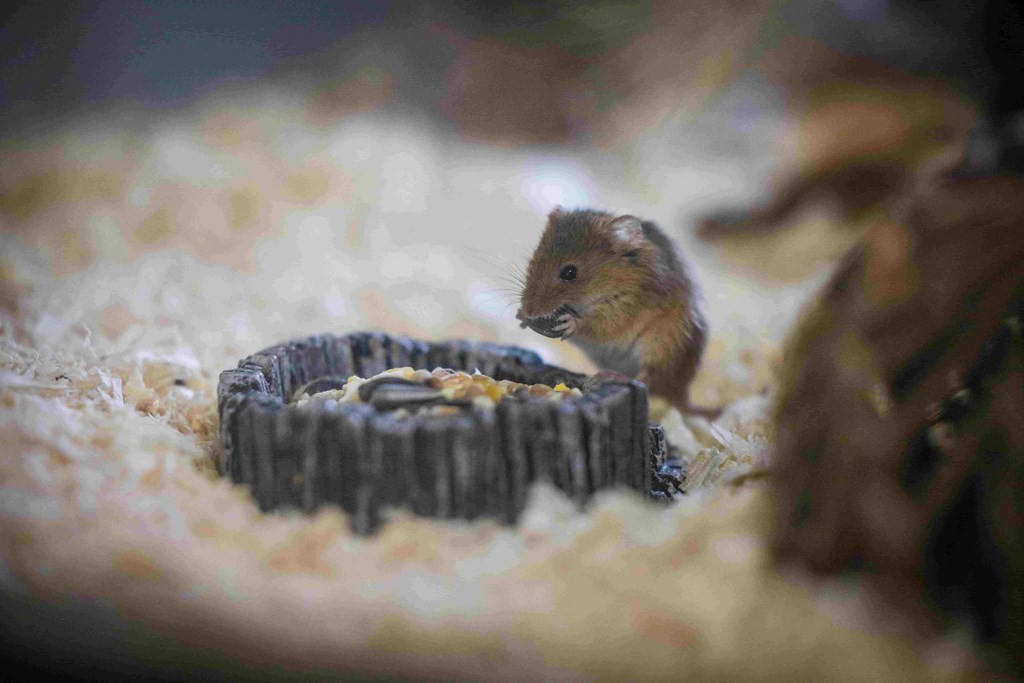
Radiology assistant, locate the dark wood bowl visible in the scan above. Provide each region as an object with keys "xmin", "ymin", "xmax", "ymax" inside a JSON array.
[{"xmin": 217, "ymin": 333, "xmax": 673, "ymax": 534}]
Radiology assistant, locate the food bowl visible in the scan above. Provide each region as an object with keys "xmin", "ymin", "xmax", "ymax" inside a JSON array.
[{"xmin": 217, "ymin": 332, "xmax": 674, "ymax": 533}]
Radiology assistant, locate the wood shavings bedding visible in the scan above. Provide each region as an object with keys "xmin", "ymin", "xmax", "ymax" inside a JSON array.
[
  {"xmin": 0, "ymin": 302, "xmax": 982, "ymax": 681},
  {"xmin": 0, "ymin": 106, "xmax": 985, "ymax": 680}
]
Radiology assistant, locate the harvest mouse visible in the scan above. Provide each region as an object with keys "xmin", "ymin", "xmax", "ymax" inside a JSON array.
[{"xmin": 516, "ymin": 207, "xmax": 719, "ymax": 418}]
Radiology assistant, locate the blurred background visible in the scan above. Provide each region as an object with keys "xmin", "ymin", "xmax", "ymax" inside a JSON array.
[{"xmin": 0, "ymin": 0, "xmax": 1011, "ymax": 398}]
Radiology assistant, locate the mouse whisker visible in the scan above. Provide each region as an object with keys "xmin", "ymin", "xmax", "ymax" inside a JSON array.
[
  {"xmin": 490, "ymin": 274, "xmax": 527, "ymax": 290},
  {"xmin": 462, "ymin": 250, "xmax": 528, "ymax": 286}
]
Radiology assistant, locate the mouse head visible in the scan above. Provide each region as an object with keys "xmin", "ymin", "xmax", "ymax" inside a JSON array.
[{"xmin": 516, "ymin": 207, "xmax": 653, "ymax": 339}]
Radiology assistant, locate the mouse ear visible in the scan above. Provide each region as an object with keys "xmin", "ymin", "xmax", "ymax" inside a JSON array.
[
  {"xmin": 547, "ymin": 205, "xmax": 565, "ymax": 220},
  {"xmin": 609, "ymin": 215, "xmax": 644, "ymax": 247}
]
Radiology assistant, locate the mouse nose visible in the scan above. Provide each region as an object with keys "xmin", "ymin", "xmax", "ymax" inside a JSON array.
[{"xmin": 515, "ymin": 308, "xmax": 525, "ymax": 321}]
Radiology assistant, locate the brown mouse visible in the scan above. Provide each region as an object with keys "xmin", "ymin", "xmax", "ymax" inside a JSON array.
[{"xmin": 516, "ymin": 207, "xmax": 719, "ymax": 418}]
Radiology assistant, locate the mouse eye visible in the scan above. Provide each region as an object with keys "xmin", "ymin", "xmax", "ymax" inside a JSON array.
[{"xmin": 559, "ymin": 265, "xmax": 578, "ymax": 282}]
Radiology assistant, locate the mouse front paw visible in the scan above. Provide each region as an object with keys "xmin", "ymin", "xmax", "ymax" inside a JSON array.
[{"xmin": 553, "ymin": 313, "xmax": 578, "ymax": 340}]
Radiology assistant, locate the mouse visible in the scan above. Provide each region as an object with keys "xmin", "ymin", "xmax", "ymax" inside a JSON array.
[{"xmin": 516, "ymin": 207, "xmax": 719, "ymax": 418}]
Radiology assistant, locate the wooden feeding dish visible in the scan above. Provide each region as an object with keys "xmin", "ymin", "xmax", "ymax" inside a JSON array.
[{"xmin": 217, "ymin": 333, "xmax": 676, "ymax": 533}]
